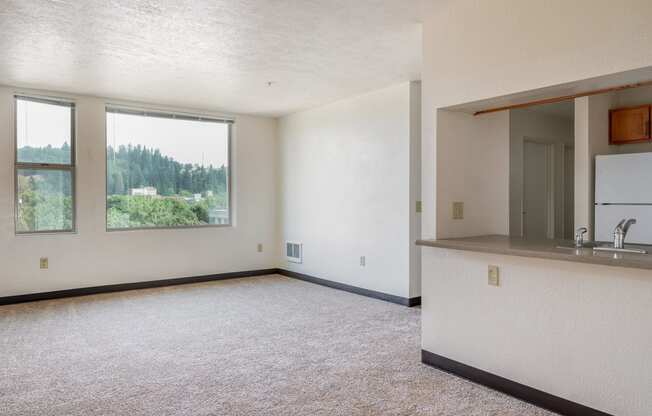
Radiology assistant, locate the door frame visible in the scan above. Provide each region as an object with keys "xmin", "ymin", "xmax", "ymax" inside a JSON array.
[{"xmin": 521, "ymin": 138, "xmax": 555, "ymax": 239}]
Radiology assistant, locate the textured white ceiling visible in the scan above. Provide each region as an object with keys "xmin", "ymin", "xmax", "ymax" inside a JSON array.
[{"xmin": 0, "ymin": 0, "xmax": 422, "ymax": 116}]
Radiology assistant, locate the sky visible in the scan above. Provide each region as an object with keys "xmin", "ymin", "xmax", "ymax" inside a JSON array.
[
  {"xmin": 106, "ymin": 112, "xmax": 229, "ymax": 167},
  {"xmin": 17, "ymin": 99, "xmax": 229, "ymax": 167},
  {"xmin": 17, "ymin": 99, "xmax": 71, "ymax": 149}
]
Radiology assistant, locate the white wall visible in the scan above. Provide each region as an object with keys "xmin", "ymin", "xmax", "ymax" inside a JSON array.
[
  {"xmin": 422, "ymin": 2, "xmax": 652, "ymax": 414},
  {"xmin": 574, "ymin": 97, "xmax": 592, "ymax": 237},
  {"xmin": 574, "ymin": 94, "xmax": 613, "ymax": 239},
  {"xmin": 0, "ymin": 86, "xmax": 279, "ymax": 297},
  {"xmin": 509, "ymin": 109, "xmax": 574, "ymax": 238},
  {"xmin": 422, "ymin": 249, "xmax": 652, "ymax": 416},
  {"xmin": 278, "ymin": 82, "xmax": 420, "ymax": 299},
  {"xmin": 422, "ymin": 0, "xmax": 652, "ymax": 240},
  {"xmin": 409, "ymin": 82, "xmax": 422, "ymax": 297},
  {"xmin": 436, "ymin": 110, "xmax": 510, "ymax": 238}
]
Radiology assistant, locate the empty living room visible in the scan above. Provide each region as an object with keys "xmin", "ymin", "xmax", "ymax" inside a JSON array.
[{"xmin": 1, "ymin": 1, "xmax": 651, "ymax": 415}]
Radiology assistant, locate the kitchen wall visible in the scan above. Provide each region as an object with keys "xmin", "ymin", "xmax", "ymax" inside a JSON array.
[
  {"xmin": 574, "ymin": 85, "xmax": 652, "ymax": 239},
  {"xmin": 421, "ymin": 1, "xmax": 652, "ymax": 415},
  {"xmin": 0, "ymin": 86, "xmax": 279, "ymax": 297},
  {"xmin": 597, "ymin": 85, "xmax": 652, "ymax": 155},
  {"xmin": 278, "ymin": 82, "xmax": 421, "ymax": 299},
  {"xmin": 435, "ymin": 109, "xmax": 509, "ymax": 238},
  {"xmin": 422, "ymin": 249, "xmax": 652, "ymax": 416},
  {"xmin": 574, "ymin": 94, "xmax": 612, "ymax": 239}
]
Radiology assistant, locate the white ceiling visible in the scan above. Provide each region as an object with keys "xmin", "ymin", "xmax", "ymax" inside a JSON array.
[{"xmin": 0, "ymin": 0, "xmax": 422, "ymax": 117}]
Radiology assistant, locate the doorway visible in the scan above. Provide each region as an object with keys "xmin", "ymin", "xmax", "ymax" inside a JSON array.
[
  {"xmin": 522, "ymin": 139, "xmax": 554, "ymax": 239},
  {"xmin": 510, "ymin": 100, "xmax": 575, "ymax": 240}
]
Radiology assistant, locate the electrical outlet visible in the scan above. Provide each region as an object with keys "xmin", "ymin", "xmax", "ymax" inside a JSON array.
[
  {"xmin": 360, "ymin": 256, "xmax": 366, "ymax": 267},
  {"xmin": 452, "ymin": 201, "xmax": 464, "ymax": 220},
  {"xmin": 416, "ymin": 201, "xmax": 422, "ymax": 213},
  {"xmin": 40, "ymin": 257, "xmax": 49, "ymax": 270},
  {"xmin": 257, "ymin": 243, "xmax": 263, "ymax": 253},
  {"xmin": 488, "ymin": 265, "xmax": 499, "ymax": 286}
]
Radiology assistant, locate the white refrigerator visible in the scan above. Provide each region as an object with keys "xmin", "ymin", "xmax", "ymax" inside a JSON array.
[{"xmin": 595, "ymin": 152, "xmax": 652, "ymax": 244}]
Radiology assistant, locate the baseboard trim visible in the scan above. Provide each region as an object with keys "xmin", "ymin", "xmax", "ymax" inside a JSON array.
[
  {"xmin": 277, "ymin": 269, "xmax": 421, "ymax": 307},
  {"xmin": 406, "ymin": 296, "xmax": 421, "ymax": 307},
  {"xmin": 0, "ymin": 268, "xmax": 421, "ymax": 308},
  {"xmin": 0, "ymin": 269, "xmax": 278, "ymax": 306},
  {"xmin": 421, "ymin": 350, "xmax": 612, "ymax": 416}
]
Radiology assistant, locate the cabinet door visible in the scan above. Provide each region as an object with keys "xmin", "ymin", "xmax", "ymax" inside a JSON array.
[{"xmin": 610, "ymin": 105, "xmax": 650, "ymax": 144}]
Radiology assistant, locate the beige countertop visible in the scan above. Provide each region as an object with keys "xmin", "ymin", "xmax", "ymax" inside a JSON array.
[{"xmin": 416, "ymin": 235, "xmax": 652, "ymax": 271}]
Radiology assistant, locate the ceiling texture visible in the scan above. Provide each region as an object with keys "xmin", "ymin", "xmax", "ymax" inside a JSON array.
[{"xmin": 0, "ymin": 0, "xmax": 422, "ymax": 117}]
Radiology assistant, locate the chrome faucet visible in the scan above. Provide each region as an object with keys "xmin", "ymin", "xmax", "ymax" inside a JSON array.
[
  {"xmin": 574, "ymin": 227, "xmax": 588, "ymax": 247},
  {"xmin": 613, "ymin": 218, "xmax": 636, "ymax": 249}
]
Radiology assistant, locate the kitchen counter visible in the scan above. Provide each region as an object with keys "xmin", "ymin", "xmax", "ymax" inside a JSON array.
[{"xmin": 416, "ymin": 235, "xmax": 652, "ymax": 271}]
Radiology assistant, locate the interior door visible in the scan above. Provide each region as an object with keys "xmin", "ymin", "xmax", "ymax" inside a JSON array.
[{"xmin": 523, "ymin": 140, "xmax": 551, "ymax": 239}]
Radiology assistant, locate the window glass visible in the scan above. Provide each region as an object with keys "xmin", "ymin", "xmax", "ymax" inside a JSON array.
[
  {"xmin": 16, "ymin": 99, "xmax": 73, "ymax": 164},
  {"xmin": 106, "ymin": 109, "xmax": 231, "ymax": 230},
  {"xmin": 16, "ymin": 169, "xmax": 73, "ymax": 232}
]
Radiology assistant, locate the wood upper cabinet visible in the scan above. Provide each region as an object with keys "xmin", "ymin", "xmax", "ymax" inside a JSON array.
[{"xmin": 609, "ymin": 105, "xmax": 651, "ymax": 144}]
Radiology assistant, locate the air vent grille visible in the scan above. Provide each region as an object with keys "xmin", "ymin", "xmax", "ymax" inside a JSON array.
[{"xmin": 286, "ymin": 242, "xmax": 303, "ymax": 263}]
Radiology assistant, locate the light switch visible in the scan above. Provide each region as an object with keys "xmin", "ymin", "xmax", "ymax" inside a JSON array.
[
  {"xmin": 488, "ymin": 265, "xmax": 499, "ymax": 286},
  {"xmin": 40, "ymin": 257, "xmax": 49, "ymax": 269},
  {"xmin": 416, "ymin": 201, "xmax": 422, "ymax": 213},
  {"xmin": 452, "ymin": 201, "xmax": 464, "ymax": 220}
]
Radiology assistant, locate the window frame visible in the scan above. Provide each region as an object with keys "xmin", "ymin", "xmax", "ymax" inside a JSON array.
[
  {"xmin": 14, "ymin": 95, "xmax": 77, "ymax": 235},
  {"xmin": 104, "ymin": 105, "xmax": 233, "ymax": 232}
]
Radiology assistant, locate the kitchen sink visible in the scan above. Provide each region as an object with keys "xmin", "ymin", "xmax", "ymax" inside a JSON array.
[
  {"xmin": 555, "ymin": 241, "xmax": 599, "ymax": 250},
  {"xmin": 593, "ymin": 246, "xmax": 648, "ymax": 254},
  {"xmin": 556, "ymin": 241, "xmax": 648, "ymax": 254}
]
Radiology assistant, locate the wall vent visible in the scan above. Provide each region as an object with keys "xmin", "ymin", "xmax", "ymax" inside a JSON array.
[{"xmin": 286, "ymin": 242, "xmax": 303, "ymax": 263}]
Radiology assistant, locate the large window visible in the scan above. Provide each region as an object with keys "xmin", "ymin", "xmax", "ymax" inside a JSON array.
[
  {"xmin": 106, "ymin": 107, "xmax": 232, "ymax": 230},
  {"xmin": 15, "ymin": 96, "xmax": 76, "ymax": 234}
]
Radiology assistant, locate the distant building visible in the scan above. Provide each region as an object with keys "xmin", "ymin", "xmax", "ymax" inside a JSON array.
[
  {"xmin": 205, "ymin": 190, "xmax": 214, "ymax": 198},
  {"xmin": 183, "ymin": 194, "xmax": 204, "ymax": 203},
  {"xmin": 209, "ymin": 208, "xmax": 229, "ymax": 225},
  {"xmin": 129, "ymin": 186, "xmax": 157, "ymax": 196}
]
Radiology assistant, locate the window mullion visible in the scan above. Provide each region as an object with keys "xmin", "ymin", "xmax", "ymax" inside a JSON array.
[{"xmin": 16, "ymin": 163, "xmax": 74, "ymax": 171}]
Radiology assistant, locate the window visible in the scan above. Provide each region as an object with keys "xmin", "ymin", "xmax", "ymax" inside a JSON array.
[
  {"xmin": 15, "ymin": 96, "xmax": 76, "ymax": 233},
  {"xmin": 105, "ymin": 107, "xmax": 232, "ymax": 230}
]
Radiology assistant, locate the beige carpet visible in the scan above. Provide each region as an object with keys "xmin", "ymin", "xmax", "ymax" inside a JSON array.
[{"xmin": 0, "ymin": 275, "xmax": 554, "ymax": 415}]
